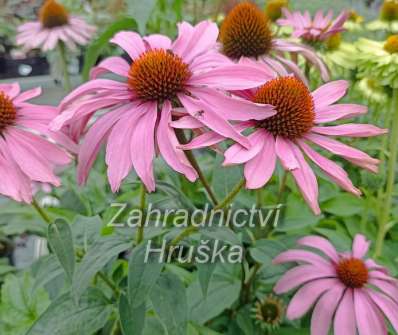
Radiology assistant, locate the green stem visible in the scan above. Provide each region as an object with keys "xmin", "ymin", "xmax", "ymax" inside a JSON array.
[
  {"xmin": 176, "ymin": 129, "xmax": 219, "ymax": 205},
  {"xmin": 170, "ymin": 179, "xmax": 245, "ymax": 245},
  {"xmin": 276, "ymin": 171, "xmax": 288, "ymax": 205},
  {"xmin": 97, "ymin": 271, "xmax": 120, "ymax": 296},
  {"xmin": 32, "ymin": 198, "xmax": 52, "ymax": 224},
  {"xmin": 58, "ymin": 42, "xmax": 72, "ymax": 92},
  {"xmin": 375, "ymin": 88, "xmax": 398, "ymax": 257},
  {"xmin": 213, "ymin": 179, "xmax": 245, "ymax": 211},
  {"xmin": 135, "ymin": 183, "xmax": 146, "ymax": 245}
]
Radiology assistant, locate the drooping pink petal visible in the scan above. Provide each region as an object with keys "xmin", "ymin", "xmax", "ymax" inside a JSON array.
[
  {"xmin": 178, "ymin": 93, "xmax": 251, "ymax": 149},
  {"xmin": 314, "ymin": 104, "xmax": 368, "ymax": 123},
  {"xmin": 174, "ymin": 20, "xmax": 219, "ymax": 64},
  {"xmin": 244, "ymin": 131, "xmax": 276, "ymax": 189},
  {"xmin": 110, "ymin": 31, "xmax": 146, "ymax": 60},
  {"xmin": 354, "ymin": 289, "xmax": 387, "ymax": 335},
  {"xmin": 369, "ymin": 270, "xmax": 398, "ymax": 283},
  {"xmin": 188, "ymin": 65, "xmax": 270, "ymax": 90},
  {"xmin": 366, "ymin": 259, "xmax": 389, "ymax": 274},
  {"xmin": 351, "ymin": 234, "xmax": 370, "ymax": 259},
  {"xmin": 90, "ymin": 56, "xmax": 130, "ymax": 79},
  {"xmin": 311, "ymin": 80, "xmax": 348, "ymax": 108},
  {"xmin": 59, "ymin": 79, "xmax": 130, "ymax": 110},
  {"xmin": 310, "ymin": 284, "xmax": 345, "ymax": 335},
  {"xmin": 290, "ymin": 144, "xmax": 320, "ymax": 215},
  {"xmin": 273, "ymin": 249, "xmax": 331, "ymax": 268},
  {"xmin": 273, "ymin": 54, "xmax": 309, "ymax": 85},
  {"xmin": 224, "ymin": 129, "xmax": 267, "ymax": 165},
  {"xmin": 0, "ymin": 83, "xmax": 20, "ymax": 99},
  {"xmin": 189, "ymin": 51, "xmax": 231, "ymax": 73},
  {"xmin": 171, "ymin": 116, "xmax": 204, "ymax": 129},
  {"xmin": 171, "ymin": 22, "xmax": 194, "ymax": 56},
  {"xmin": 105, "ymin": 106, "xmax": 145, "ymax": 192},
  {"xmin": 366, "ymin": 289, "xmax": 398, "ymax": 333},
  {"xmin": 273, "ymin": 39, "xmax": 330, "ymax": 81},
  {"xmin": 297, "ymin": 235, "xmax": 339, "ymax": 262},
  {"xmin": 143, "ymin": 34, "xmax": 172, "ymax": 50},
  {"xmin": 305, "ymin": 133, "xmax": 379, "ymax": 171},
  {"xmin": 334, "ymin": 289, "xmax": 357, "ymax": 335},
  {"xmin": 274, "ymin": 264, "xmax": 336, "ymax": 294},
  {"xmin": 189, "ymin": 87, "xmax": 275, "ymax": 121},
  {"xmin": 369, "ymin": 279, "xmax": 398, "ymax": 304},
  {"xmin": 298, "ymin": 140, "xmax": 361, "ymax": 196},
  {"xmin": 0, "ymin": 138, "xmax": 32, "ymax": 203},
  {"xmin": 178, "ymin": 131, "xmax": 225, "ymax": 150},
  {"xmin": 157, "ymin": 101, "xmax": 197, "ymax": 182},
  {"xmin": 312, "ymin": 124, "xmax": 387, "ymax": 138},
  {"xmin": 130, "ymin": 102, "xmax": 158, "ymax": 192},
  {"xmin": 4, "ymin": 128, "xmax": 62, "ymax": 186},
  {"xmin": 275, "ymin": 136, "xmax": 299, "ymax": 170},
  {"xmin": 13, "ymin": 87, "xmax": 41, "ymax": 104},
  {"xmin": 286, "ymin": 278, "xmax": 340, "ymax": 319},
  {"xmin": 77, "ymin": 105, "xmax": 129, "ymax": 185}
]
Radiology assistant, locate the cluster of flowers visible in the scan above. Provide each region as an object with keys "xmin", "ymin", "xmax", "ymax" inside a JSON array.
[{"xmin": 1, "ymin": 1, "xmax": 396, "ymax": 334}]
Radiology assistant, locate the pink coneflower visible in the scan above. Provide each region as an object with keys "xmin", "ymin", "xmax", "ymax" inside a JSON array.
[
  {"xmin": 177, "ymin": 61, "xmax": 386, "ymax": 214},
  {"xmin": 219, "ymin": 2, "xmax": 330, "ymax": 82},
  {"xmin": 278, "ymin": 8, "xmax": 348, "ymax": 44},
  {"xmin": 273, "ymin": 234, "xmax": 398, "ymax": 335},
  {"xmin": 51, "ymin": 21, "xmax": 275, "ymax": 192},
  {"xmin": 0, "ymin": 83, "xmax": 71, "ymax": 203},
  {"xmin": 16, "ymin": 0, "xmax": 96, "ymax": 52}
]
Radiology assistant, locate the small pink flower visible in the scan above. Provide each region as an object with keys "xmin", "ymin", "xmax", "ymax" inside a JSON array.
[
  {"xmin": 16, "ymin": 0, "xmax": 96, "ymax": 52},
  {"xmin": 278, "ymin": 8, "xmax": 348, "ymax": 43},
  {"xmin": 219, "ymin": 2, "xmax": 330, "ymax": 83},
  {"xmin": 273, "ymin": 234, "xmax": 398, "ymax": 335},
  {"xmin": 51, "ymin": 21, "xmax": 275, "ymax": 192},
  {"xmin": 177, "ymin": 61, "xmax": 386, "ymax": 214},
  {"xmin": 0, "ymin": 83, "xmax": 71, "ymax": 203}
]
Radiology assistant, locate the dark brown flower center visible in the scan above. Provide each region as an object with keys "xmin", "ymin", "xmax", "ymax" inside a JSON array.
[
  {"xmin": 384, "ymin": 35, "xmax": 398, "ymax": 54},
  {"xmin": 128, "ymin": 49, "xmax": 191, "ymax": 102},
  {"xmin": 380, "ymin": 0, "xmax": 398, "ymax": 22},
  {"xmin": 254, "ymin": 294, "xmax": 284, "ymax": 327},
  {"xmin": 265, "ymin": 0, "xmax": 289, "ymax": 22},
  {"xmin": 336, "ymin": 257, "xmax": 369, "ymax": 288},
  {"xmin": 39, "ymin": 0, "xmax": 69, "ymax": 29},
  {"xmin": 253, "ymin": 77, "xmax": 315, "ymax": 139},
  {"xmin": 220, "ymin": 2, "xmax": 273, "ymax": 59},
  {"xmin": 0, "ymin": 91, "xmax": 16, "ymax": 133}
]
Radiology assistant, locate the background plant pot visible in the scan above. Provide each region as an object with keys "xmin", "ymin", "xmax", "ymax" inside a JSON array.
[{"xmin": 0, "ymin": 56, "xmax": 49, "ymax": 79}]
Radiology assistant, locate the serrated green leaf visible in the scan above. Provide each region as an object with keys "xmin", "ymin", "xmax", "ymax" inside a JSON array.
[
  {"xmin": 26, "ymin": 289, "xmax": 112, "ymax": 335},
  {"xmin": 47, "ymin": 218, "xmax": 75, "ymax": 282},
  {"xmin": 119, "ymin": 294, "xmax": 146, "ymax": 335},
  {"xmin": 128, "ymin": 243, "xmax": 163, "ymax": 308},
  {"xmin": 150, "ymin": 272, "xmax": 188, "ymax": 335}
]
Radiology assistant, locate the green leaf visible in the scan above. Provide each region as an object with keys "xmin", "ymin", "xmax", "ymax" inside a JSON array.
[
  {"xmin": 47, "ymin": 218, "xmax": 75, "ymax": 282},
  {"xmin": 201, "ymin": 227, "xmax": 241, "ymax": 246},
  {"xmin": 126, "ymin": 0, "xmax": 157, "ymax": 34},
  {"xmin": 128, "ymin": 243, "xmax": 164, "ymax": 308},
  {"xmin": 188, "ymin": 263, "xmax": 241, "ymax": 324},
  {"xmin": 119, "ymin": 294, "xmax": 146, "ymax": 335},
  {"xmin": 211, "ymin": 155, "xmax": 242, "ymax": 200},
  {"xmin": 322, "ymin": 194, "xmax": 364, "ymax": 217},
  {"xmin": 31, "ymin": 255, "xmax": 64, "ymax": 293},
  {"xmin": 82, "ymin": 17, "xmax": 137, "ymax": 81},
  {"xmin": 26, "ymin": 289, "xmax": 112, "ymax": 335},
  {"xmin": 276, "ymin": 194, "xmax": 321, "ymax": 232},
  {"xmin": 72, "ymin": 236, "xmax": 131, "ymax": 301},
  {"xmin": 0, "ymin": 273, "xmax": 50, "ymax": 335},
  {"xmin": 150, "ymin": 272, "xmax": 188, "ymax": 335},
  {"xmin": 197, "ymin": 262, "xmax": 217, "ymax": 297}
]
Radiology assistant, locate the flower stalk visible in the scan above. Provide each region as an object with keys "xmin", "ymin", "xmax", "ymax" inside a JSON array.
[
  {"xmin": 135, "ymin": 183, "xmax": 147, "ymax": 245},
  {"xmin": 32, "ymin": 197, "xmax": 52, "ymax": 224},
  {"xmin": 58, "ymin": 41, "xmax": 72, "ymax": 92},
  {"xmin": 175, "ymin": 129, "xmax": 219, "ymax": 205},
  {"xmin": 375, "ymin": 88, "xmax": 398, "ymax": 257}
]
